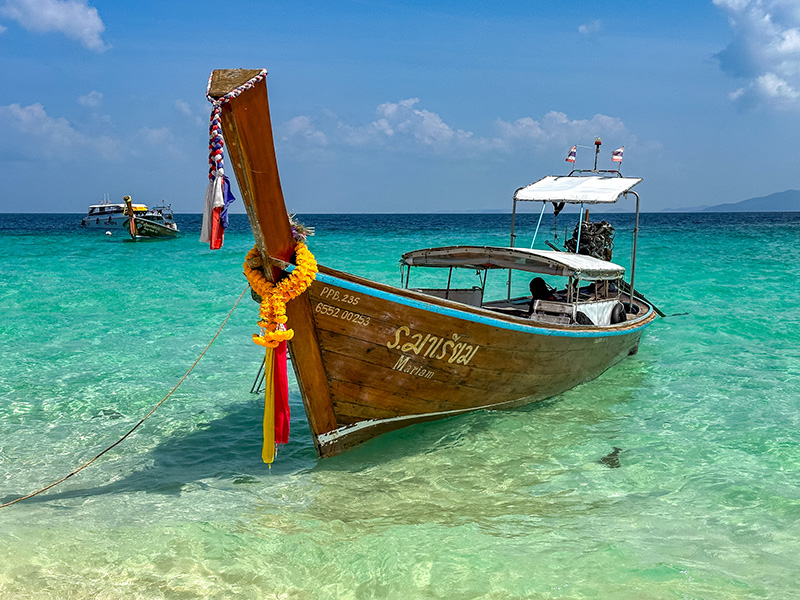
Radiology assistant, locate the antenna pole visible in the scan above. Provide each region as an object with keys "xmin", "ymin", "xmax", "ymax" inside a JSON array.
[
  {"xmin": 593, "ymin": 137, "xmax": 602, "ymax": 171},
  {"xmin": 628, "ymin": 190, "xmax": 640, "ymax": 310}
]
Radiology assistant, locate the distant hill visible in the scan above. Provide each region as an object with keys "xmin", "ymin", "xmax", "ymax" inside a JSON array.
[
  {"xmin": 701, "ymin": 189, "xmax": 800, "ymax": 212},
  {"xmin": 440, "ymin": 189, "xmax": 800, "ymax": 214}
]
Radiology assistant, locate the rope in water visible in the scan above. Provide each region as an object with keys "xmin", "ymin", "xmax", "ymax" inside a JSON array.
[{"xmin": 0, "ymin": 285, "xmax": 250, "ymax": 510}]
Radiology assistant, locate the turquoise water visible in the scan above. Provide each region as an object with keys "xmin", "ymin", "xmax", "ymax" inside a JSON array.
[{"xmin": 1, "ymin": 211, "xmax": 799, "ymax": 599}]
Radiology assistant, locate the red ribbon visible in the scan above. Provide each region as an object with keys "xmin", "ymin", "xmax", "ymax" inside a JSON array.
[
  {"xmin": 274, "ymin": 341, "xmax": 290, "ymax": 444},
  {"xmin": 210, "ymin": 206, "xmax": 224, "ymax": 250}
]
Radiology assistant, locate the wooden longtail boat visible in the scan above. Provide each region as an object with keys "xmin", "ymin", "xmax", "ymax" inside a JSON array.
[
  {"xmin": 208, "ymin": 69, "xmax": 657, "ymax": 458},
  {"xmin": 122, "ymin": 196, "xmax": 180, "ymax": 239}
]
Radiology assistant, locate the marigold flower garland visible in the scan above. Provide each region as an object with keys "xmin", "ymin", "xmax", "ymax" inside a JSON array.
[{"xmin": 242, "ymin": 242, "xmax": 318, "ymax": 348}]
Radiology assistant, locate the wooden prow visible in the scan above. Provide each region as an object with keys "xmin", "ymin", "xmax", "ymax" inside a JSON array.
[
  {"xmin": 208, "ymin": 70, "xmax": 293, "ymax": 278},
  {"xmin": 208, "ymin": 69, "xmax": 338, "ymax": 446},
  {"xmin": 123, "ymin": 195, "xmax": 137, "ymax": 239}
]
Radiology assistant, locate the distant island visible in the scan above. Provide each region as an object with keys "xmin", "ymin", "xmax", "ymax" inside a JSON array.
[
  {"xmin": 438, "ymin": 189, "xmax": 800, "ymax": 214},
  {"xmin": 699, "ymin": 189, "xmax": 800, "ymax": 212}
]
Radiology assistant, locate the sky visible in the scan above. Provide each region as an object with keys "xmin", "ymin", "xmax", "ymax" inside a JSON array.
[{"xmin": 1, "ymin": 0, "xmax": 799, "ymax": 214}]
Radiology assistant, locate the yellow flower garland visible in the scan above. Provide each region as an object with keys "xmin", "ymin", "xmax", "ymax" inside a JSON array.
[{"xmin": 243, "ymin": 242, "xmax": 318, "ymax": 348}]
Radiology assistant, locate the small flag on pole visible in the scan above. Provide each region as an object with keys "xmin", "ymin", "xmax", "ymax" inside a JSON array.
[
  {"xmin": 565, "ymin": 145, "xmax": 577, "ymax": 163},
  {"xmin": 611, "ymin": 146, "xmax": 624, "ymax": 162}
]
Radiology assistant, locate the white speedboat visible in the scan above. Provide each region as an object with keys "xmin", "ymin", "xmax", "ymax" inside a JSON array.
[{"xmin": 81, "ymin": 195, "xmax": 147, "ymax": 230}]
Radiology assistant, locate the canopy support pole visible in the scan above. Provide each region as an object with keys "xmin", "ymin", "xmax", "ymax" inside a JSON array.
[
  {"xmin": 530, "ymin": 202, "xmax": 547, "ymax": 248},
  {"xmin": 508, "ymin": 195, "xmax": 519, "ymax": 299},
  {"xmin": 575, "ymin": 203, "xmax": 584, "ymax": 254},
  {"xmin": 510, "ymin": 197, "xmax": 518, "ymax": 247},
  {"xmin": 628, "ymin": 190, "xmax": 640, "ymax": 308}
]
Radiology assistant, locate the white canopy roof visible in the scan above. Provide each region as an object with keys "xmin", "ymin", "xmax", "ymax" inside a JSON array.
[
  {"xmin": 401, "ymin": 246, "xmax": 625, "ymax": 281},
  {"xmin": 514, "ymin": 175, "xmax": 642, "ymax": 204}
]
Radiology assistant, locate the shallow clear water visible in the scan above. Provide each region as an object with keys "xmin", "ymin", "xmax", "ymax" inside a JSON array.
[{"xmin": 1, "ymin": 212, "xmax": 799, "ymax": 599}]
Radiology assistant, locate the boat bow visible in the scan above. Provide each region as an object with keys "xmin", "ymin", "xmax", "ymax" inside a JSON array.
[{"xmin": 208, "ymin": 68, "xmax": 657, "ymax": 459}]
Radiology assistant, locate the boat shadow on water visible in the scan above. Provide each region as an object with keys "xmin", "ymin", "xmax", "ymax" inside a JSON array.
[
  {"xmin": 3, "ymin": 361, "xmax": 647, "ymax": 507},
  {"xmin": 2, "ymin": 399, "xmax": 311, "ymax": 506}
]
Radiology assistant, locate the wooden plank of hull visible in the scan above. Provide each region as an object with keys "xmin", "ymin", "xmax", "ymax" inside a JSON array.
[
  {"xmin": 305, "ymin": 270, "xmax": 654, "ymax": 456},
  {"xmin": 318, "ymin": 330, "xmax": 624, "ymax": 407}
]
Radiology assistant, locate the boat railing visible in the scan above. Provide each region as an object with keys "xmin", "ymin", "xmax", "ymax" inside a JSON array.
[
  {"xmin": 412, "ymin": 287, "xmax": 483, "ymax": 307},
  {"xmin": 566, "ymin": 168, "xmax": 624, "ymax": 177}
]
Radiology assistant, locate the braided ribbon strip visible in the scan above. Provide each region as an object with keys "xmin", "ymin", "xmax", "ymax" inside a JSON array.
[{"xmin": 205, "ymin": 69, "xmax": 268, "ymax": 180}]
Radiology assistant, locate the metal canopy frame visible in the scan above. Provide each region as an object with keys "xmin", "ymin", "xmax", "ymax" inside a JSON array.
[{"xmin": 508, "ymin": 171, "xmax": 642, "ymax": 301}]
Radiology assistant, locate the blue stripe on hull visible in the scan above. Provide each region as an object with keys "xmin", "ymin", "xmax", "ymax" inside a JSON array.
[{"xmin": 301, "ymin": 268, "xmax": 653, "ymax": 339}]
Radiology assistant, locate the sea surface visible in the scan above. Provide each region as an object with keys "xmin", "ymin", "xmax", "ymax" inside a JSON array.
[{"xmin": 1, "ymin": 211, "xmax": 799, "ymax": 599}]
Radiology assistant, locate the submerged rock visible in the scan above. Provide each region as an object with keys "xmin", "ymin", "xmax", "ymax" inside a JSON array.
[{"xmin": 599, "ymin": 446, "xmax": 622, "ymax": 469}]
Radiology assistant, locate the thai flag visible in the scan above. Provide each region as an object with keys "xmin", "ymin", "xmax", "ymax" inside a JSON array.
[
  {"xmin": 612, "ymin": 146, "xmax": 624, "ymax": 162},
  {"xmin": 201, "ymin": 174, "xmax": 237, "ymax": 249},
  {"xmin": 211, "ymin": 176, "xmax": 236, "ymax": 249},
  {"xmin": 565, "ymin": 145, "xmax": 577, "ymax": 163}
]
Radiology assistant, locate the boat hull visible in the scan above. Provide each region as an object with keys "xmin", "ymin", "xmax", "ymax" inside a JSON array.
[
  {"xmin": 123, "ymin": 218, "xmax": 179, "ymax": 238},
  {"xmin": 81, "ymin": 214, "xmax": 130, "ymax": 229},
  {"xmin": 289, "ymin": 266, "xmax": 655, "ymax": 457}
]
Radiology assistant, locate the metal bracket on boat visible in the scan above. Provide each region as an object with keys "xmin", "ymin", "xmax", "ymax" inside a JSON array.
[
  {"xmin": 265, "ymin": 255, "xmax": 292, "ymax": 271},
  {"xmin": 245, "ymin": 254, "xmax": 290, "ymax": 304},
  {"xmin": 245, "ymin": 254, "xmax": 293, "ymax": 271},
  {"xmin": 245, "ymin": 255, "xmax": 264, "ymax": 269},
  {"xmin": 245, "ymin": 255, "xmax": 294, "ymax": 304}
]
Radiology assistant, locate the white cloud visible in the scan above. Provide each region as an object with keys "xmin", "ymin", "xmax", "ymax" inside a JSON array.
[
  {"xmin": 281, "ymin": 98, "xmax": 499, "ymax": 156},
  {"xmin": 496, "ymin": 111, "xmax": 628, "ymax": 149},
  {"xmin": 175, "ymin": 99, "xmax": 204, "ymax": 126},
  {"xmin": 1, "ymin": 102, "xmax": 119, "ymax": 160},
  {"xmin": 175, "ymin": 100, "xmax": 192, "ymax": 117},
  {"xmin": 135, "ymin": 126, "xmax": 182, "ymax": 158},
  {"xmin": 365, "ymin": 98, "xmax": 476, "ymax": 148},
  {"xmin": 279, "ymin": 98, "xmax": 631, "ymax": 160},
  {"xmin": 78, "ymin": 90, "xmax": 102, "ymax": 108},
  {"xmin": 0, "ymin": 102, "xmax": 192, "ymax": 167},
  {"xmin": 755, "ymin": 71, "xmax": 799, "ymax": 99},
  {"xmin": 282, "ymin": 115, "xmax": 328, "ymax": 146},
  {"xmin": 729, "ymin": 87, "xmax": 746, "ymax": 101},
  {"xmin": 578, "ymin": 19, "xmax": 602, "ymax": 35},
  {"xmin": 0, "ymin": 0, "xmax": 107, "ymax": 51},
  {"xmin": 714, "ymin": 0, "xmax": 800, "ymax": 108}
]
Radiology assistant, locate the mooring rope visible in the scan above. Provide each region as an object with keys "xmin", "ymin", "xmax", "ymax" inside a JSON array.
[{"xmin": 0, "ymin": 285, "xmax": 250, "ymax": 510}]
